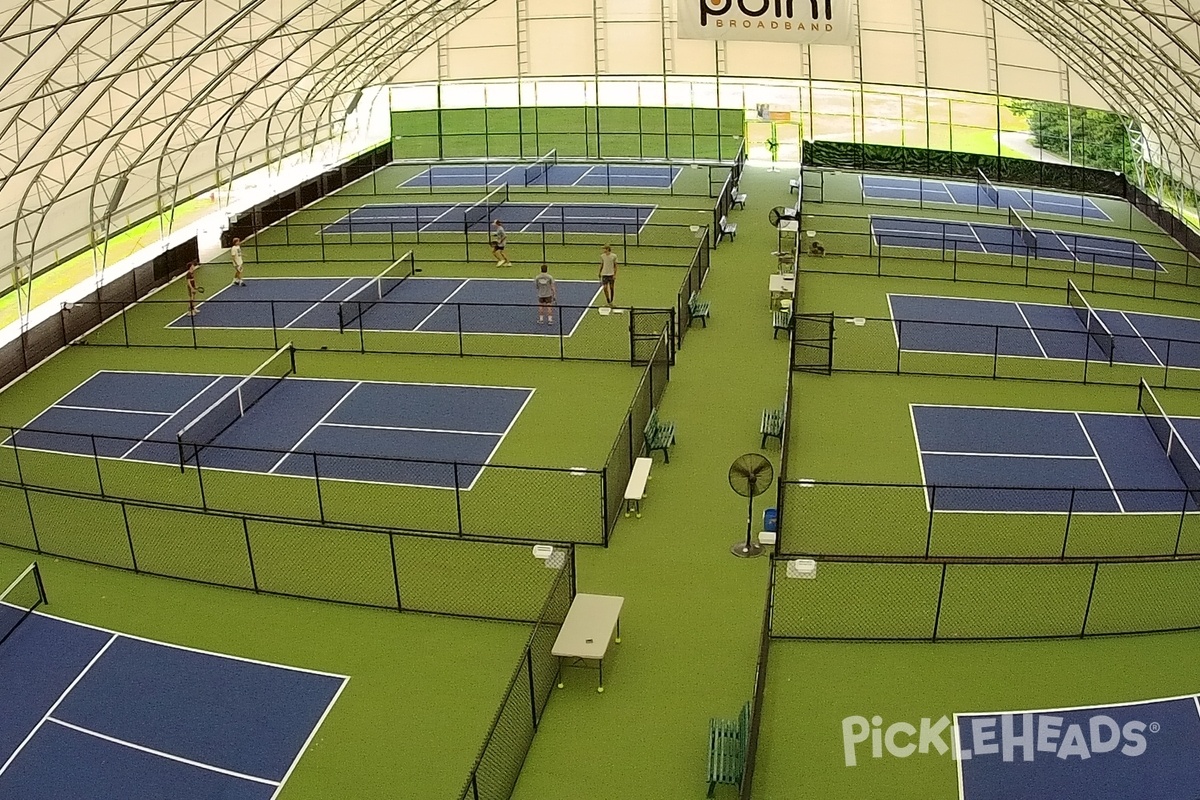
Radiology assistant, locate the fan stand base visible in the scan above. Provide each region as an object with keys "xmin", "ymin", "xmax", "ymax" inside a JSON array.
[{"xmin": 731, "ymin": 541, "xmax": 765, "ymax": 558}]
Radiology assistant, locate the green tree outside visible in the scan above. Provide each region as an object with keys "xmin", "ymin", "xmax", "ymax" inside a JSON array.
[{"xmin": 1009, "ymin": 100, "xmax": 1136, "ymax": 173}]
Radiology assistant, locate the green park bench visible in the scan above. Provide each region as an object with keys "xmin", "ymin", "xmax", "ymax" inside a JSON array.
[
  {"xmin": 644, "ymin": 408, "xmax": 676, "ymax": 463},
  {"xmin": 688, "ymin": 291, "xmax": 711, "ymax": 327},
  {"xmin": 760, "ymin": 408, "xmax": 784, "ymax": 448},
  {"xmin": 707, "ymin": 700, "xmax": 751, "ymax": 797}
]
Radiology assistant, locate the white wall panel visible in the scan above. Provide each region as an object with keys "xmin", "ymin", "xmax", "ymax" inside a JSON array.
[
  {"xmin": 603, "ymin": 22, "xmax": 663, "ymax": 74},
  {"xmin": 923, "ymin": 0, "xmax": 984, "ymax": 35},
  {"xmin": 858, "ymin": 0, "xmax": 915, "ymax": 33},
  {"xmin": 528, "ymin": 18, "xmax": 596, "ymax": 75},
  {"xmin": 860, "ymin": 31, "xmax": 917, "ymax": 87},
  {"xmin": 808, "ymin": 43, "xmax": 855, "ymax": 81},
  {"xmin": 926, "ymin": 31, "xmax": 989, "ymax": 93},
  {"xmin": 725, "ymin": 41, "xmax": 802, "ymax": 79}
]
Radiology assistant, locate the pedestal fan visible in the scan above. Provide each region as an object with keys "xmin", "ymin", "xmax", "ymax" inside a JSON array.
[{"xmin": 728, "ymin": 454, "xmax": 774, "ymax": 558}]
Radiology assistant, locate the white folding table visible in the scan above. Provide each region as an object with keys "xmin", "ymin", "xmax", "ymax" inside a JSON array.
[{"xmin": 552, "ymin": 593, "xmax": 624, "ymax": 693}]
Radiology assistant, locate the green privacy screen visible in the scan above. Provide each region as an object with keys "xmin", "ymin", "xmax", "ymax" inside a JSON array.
[{"xmin": 392, "ymin": 106, "xmax": 744, "ymax": 161}]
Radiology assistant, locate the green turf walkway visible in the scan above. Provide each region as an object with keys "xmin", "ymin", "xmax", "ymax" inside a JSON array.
[{"xmin": 510, "ymin": 165, "xmax": 794, "ymax": 799}]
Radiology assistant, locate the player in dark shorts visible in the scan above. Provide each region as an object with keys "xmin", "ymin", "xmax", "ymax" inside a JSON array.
[
  {"xmin": 598, "ymin": 244, "xmax": 618, "ymax": 306},
  {"xmin": 491, "ymin": 220, "xmax": 512, "ymax": 267},
  {"xmin": 534, "ymin": 264, "xmax": 556, "ymax": 325}
]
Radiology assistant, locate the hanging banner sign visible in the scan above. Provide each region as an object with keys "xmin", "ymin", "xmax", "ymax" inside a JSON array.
[{"xmin": 677, "ymin": 0, "xmax": 852, "ymax": 44}]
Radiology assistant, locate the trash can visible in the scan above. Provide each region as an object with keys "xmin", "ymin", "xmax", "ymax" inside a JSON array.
[{"xmin": 763, "ymin": 508, "xmax": 778, "ymax": 533}]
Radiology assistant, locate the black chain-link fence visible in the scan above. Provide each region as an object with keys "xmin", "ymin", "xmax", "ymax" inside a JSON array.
[
  {"xmin": 768, "ymin": 552, "xmax": 1200, "ymax": 641},
  {"xmin": 738, "ymin": 566, "xmax": 772, "ymax": 800},
  {"xmin": 776, "ymin": 481, "xmax": 1200, "ymax": 559},
  {"xmin": 803, "ymin": 140, "xmax": 1127, "ymax": 199},
  {"xmin": 601, "ymin": 328, "xmax": 672, "ymax": 543},
  {"xmin": 821, "ymin": 313, "xmax": 1200, "ymax": 390},
  {"xmin": 71, "ymin": 297, "xmax": 653, "ymax": 365},
  {"xmin": 0, "ymin": 478, "xmax": 574, "ymax": 623},
  {"xmin": 675, "ymin": 233, "xmax": 710, "ymax": 348},
  {"xmin": 795, "ymin": 209, "xmax": 1200, "ymax": 302},
  {"xmin": 458, "ymin": 553, "xmax": 574, "ymax": 800},
  {"xmin": 236, "ymin": 215, "xmax": 708, "ymax": 271},
  {"xmin": 0, "ymin": 425, "xmax": 609, "ymax": 545}
]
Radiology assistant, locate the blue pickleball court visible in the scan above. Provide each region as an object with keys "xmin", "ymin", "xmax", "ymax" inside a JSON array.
[
  {"xmin": 167, "ymin": 276, "xmax": 601, "ymax": 337},
  {"xmin": 401, "ymin": 162, "xmax": 681, "ymax": 190},
  {"xmin": 911, "ymin": 403, "xmax": 1200, "ymax": 513},
  {"xmin": 889, "ymin": 294, "xmax": 1200, "ymax": 369},
  {"xmin": 861, "ymin": 174, "xmax": 1111, "ymax": 220},
  {"xmin": 0, "ymin": 605, "xmax": 345, "ymax": 800},
  {"xmin": 955, "ymin": 696, "xmax": 1200, "ymax": 800},
  {"xmin": 324, "ymin": 201, "xmax": 656, "ymax": 236},
  {"xmin": 871, "ymin": 215, "xmax": 1162, "ymax": 272},
  {"xmin": 6, "ymin": 370, "xmax": 533, "ymax": 489}
]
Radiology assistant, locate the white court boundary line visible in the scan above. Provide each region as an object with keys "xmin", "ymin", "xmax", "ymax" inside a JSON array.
[
  {"xmin": 283, "ymin": 278, "xmax": 357, "ymax": 330},
  {"xmin": 46, "ymin": 718, "xmax": 280, "ymax": 786},
  {"xmin": 122, "ymin": 376, "xmax": 227, "ymax": 460},
  {"xmin": 411, "ymin": 280, "xmax": 472, "ymax": 331},
  {"xmin": 0, "ymin": 608, "xmax": 349, "ymax": 795},
  {"xmin": 267, "ymin": 381, "xmax": 363, "ymax": 474},
  {"xmin": 322, "ymin": 422, "xmax": 504, "ymax": 436},
  {"xmin": 1013, "ymin": 303, "xmax": 1050, "ymax": 358},
  {"xmin": 0, "ymin": 634, "xmax": 118, "ymax": 778}
]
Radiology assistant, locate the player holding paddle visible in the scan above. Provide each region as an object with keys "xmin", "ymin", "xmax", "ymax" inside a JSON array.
[{"xmin": 185, "ymin": 261, "xmax": 206, "ymax": 316}]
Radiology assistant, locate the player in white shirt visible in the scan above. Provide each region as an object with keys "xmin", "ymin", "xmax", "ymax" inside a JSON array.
[
  {"xmin": 534, "ymin": 264, "xmax": 557, "ymax": 325},
  {"xmin": 230, "ymin": 238, "xmax": 245, "ymax": 286}
]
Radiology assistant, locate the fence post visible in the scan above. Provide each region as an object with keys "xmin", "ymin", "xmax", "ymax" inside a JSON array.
[
  {"xmin": 270, "ymin": 302, "xmax": 279, "ymax": 351},
  {"xmin": 992, "ymin": 325, "xmax": 999, "ymax": 379},
  {"xmin": 932, "ymin": 563, "xmax": 949, "ymax": 641},
  {"xmin": 389, "ymin": 533, "xmax": 403, "ymax": 611},
  {"xmin": 90, "ymin": 435, "xmax": 105, "ymax": 496},
  {"xmin": 1062, "ymin": 488, "xmax": 1076, "ymax": 558},
  {"xmin": 925, "ymin": 486, "xmax": 936, "ymax": 557},
  {"xmin": 121, "ymin": 306, "xmax": 130, "ymax": 347},
  {"xmin": 195, "ymin": 448, "xmax": 208, "ymax": 510},
  {"xmin": 1175, "ymin": 490, "xmax": 1189, "ymax": 557},
  {"xmin": 457, "ymin": 304, "xmax": 465, "ymax": 357},
  {"xmin": 121, "ymin": 502, "xmax": 138, "ymax": 571},
  {"xmin": 1080, "ymin": 562, "xmax": 1100, "ymax": 637},
  {"xmin": 601, "ymin": 469, "xmax": 610, "ymax": 547},
  {"xmin": 453, "ymin": 463, "xmax": 464, "ymax": 535},
  {"xmin": 1164, "ymin": 338, "xmax": 1173, "ymax": 389},
  {"xmin": 313, "ymin": 454, "xmax": 326, "ymax": 523},
  {"xmin": 358, "ymin": 305, "xmax": 367, "ymax": 355},
  {"xmin": 243, "ymin": 518, "xmax": 259, "ymax": 592},
  {"xmin": 895, "ymin": 319, "xmax": 903, "ymax": 374},
  {"xmin": 526, "ymin": 648, "xmax": 538, "ymax": 729}
]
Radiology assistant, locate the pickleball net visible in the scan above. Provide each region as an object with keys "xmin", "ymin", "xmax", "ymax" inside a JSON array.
[
  {"xmin": 0, "ymin": 562, "xmax": 47, "ymax": 649},
  {"xmin": 176, "ymin": 343, "xmax": 296, "ymax": 467},
  {"xmin": 1009, "ymin": 207, "xmax": 1038, "ymax": 257},
  {"xmin": 463, "ymin": 183, "xmax": 510, "ymax": 233},
  {"xmin": 1066, "ymin": 280, "xmax": 1115, "ymax": 363},
  {"xmin": 524, "ymin": 149, "xmax": 558, "ymax": 186},
  {"xmin": 337, "ymin": 251, "xmax": 416, "ymax": 332},
  {"xmin": 1138, "ymin": 379, "xmax": 1200, "ymax": 505},
  {"xmin": 977, "ymin": 168, "xmax": 1001, "ymax": 209}
]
